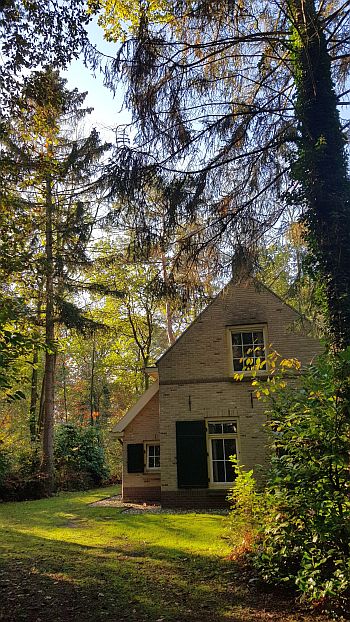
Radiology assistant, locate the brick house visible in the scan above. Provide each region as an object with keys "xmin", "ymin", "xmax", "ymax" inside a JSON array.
[{"xmin": 112, "ymin": 278, "xmax": 321, "ymax": 508}]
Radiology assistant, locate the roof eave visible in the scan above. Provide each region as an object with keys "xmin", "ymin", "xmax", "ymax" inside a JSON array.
[{"xmin": 111, "ymin": 380, "xmax": 159, "ymax": 434}]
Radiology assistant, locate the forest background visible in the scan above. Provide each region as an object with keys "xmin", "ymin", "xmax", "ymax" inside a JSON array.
[
  {"xmin": 1, "ymin": 1, "xmax": 350, "ymax": 611},
  {"xmin": 1, "ymin": 1, "xmax": 349, "ymax": 508},
  {"xmin": 0, "ymin": 3, "xmax": 328, "ymax": 498}
]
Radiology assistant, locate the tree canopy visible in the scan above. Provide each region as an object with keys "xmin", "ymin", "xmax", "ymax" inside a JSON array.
[
  {"xmin": 0, "ymin": 0, "xmax": 89, "ymax": 114},
  {"xmin": 90, "ymin": 0, "xmax": 350, "ymax": 347}
]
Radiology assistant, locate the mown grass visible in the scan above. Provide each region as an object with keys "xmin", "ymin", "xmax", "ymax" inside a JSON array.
[{"xmin": 0, "ymin": 487, "xmax": 333, "ymax": 622}]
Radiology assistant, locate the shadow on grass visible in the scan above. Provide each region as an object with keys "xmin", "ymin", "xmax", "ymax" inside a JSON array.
[
  {"xmin": 0, "ymin": 493, "xmax": 230, "ymax": 559},
  {"xmin": 0, "ymin": 527, "xmax": 326, "ymax": 622},
  {"xmin": 0, "ymin": 490, "xmax": 333, "ymax": 622}
]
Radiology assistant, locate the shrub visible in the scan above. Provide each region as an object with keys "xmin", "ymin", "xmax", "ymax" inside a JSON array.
[
  {"xmin": 0, "ymin": 445, "xmax": 11, "ymax": 485},
  {"xmin": 228, "ymin": 350, "xmax": 350, "ymax": 612},
  {"xmin": 0, "ymin": 444, "xmax": 46, "ymax": 501},
  {"xmin": 226, "ymin": 461, "xmax": 270, "ymax": 559},
  {"xmin": 54, "ymin": 423, "xmax": 109, "ymax": 490},
  {"xmin": 15, "ymin": 446, "xmax": 41, "ymax": 478}
]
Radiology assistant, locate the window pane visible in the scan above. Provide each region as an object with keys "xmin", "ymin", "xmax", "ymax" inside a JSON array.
[
  {"xmin": 232, "ymin": 333, "xmax": 242, "ymax": 346},
  {"xmin": 148, "ymin": 444, "xmax": 160, "ymax": 468},
  {"xmin": 254, "ymin": 345, "xmax": 264, "ymax": 355},
  {"xmin": 253, "ymin": 331, "xmax": 264, "ymax": 344},
  {"xmin": 211, "ymin": 438, "xmax": 224, "ymax": 460},
  {"xmin": 232, "ymin": 345, "xmax": 243, "ymax": 358},
  {"xmin": 242, "ymin": 332, "xmax": 254, "ymax": 344},
  {"xmin": 213, "ymin": 460, "xmax": 225, "ymax": 482},
  {"xmin": 223, "ymin": 422, "xmax": 237, "ymax": 434},
  {"xmin": 243, "ymin": 344, "xmax": 254, "ymax": 357},
  {"xmin": 225, "ymin": 460, "xmax": 235, "ymax": 482},
  {"xmin": 233, "ymin": 358, "xmax": 243, "ymax": 371},
  {"xmin": 208, "ymin": 422, "xmax": 223, "ymax": 434},
  {"xmin": 224, "ymin": 438, "xmax": 237, "ymax": 460}
]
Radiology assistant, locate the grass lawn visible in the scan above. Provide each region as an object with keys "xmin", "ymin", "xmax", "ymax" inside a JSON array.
[{"xmin": 0, "ymin": 487, "xmax": 334, "ymax": 622}]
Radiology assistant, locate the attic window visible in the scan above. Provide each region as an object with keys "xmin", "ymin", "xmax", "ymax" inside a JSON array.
[{"xmin": 230, "ymin": 328, "xmax": 266, "ymax": 372}]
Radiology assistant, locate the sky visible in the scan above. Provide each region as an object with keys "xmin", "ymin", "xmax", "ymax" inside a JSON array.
[
  {"xmin": 63, "ymin": 20, "xmax": 131, "ymax": 143},
  {"xmin": 63, "ymin": 19, "xmax": 350, "ymax": 151}
]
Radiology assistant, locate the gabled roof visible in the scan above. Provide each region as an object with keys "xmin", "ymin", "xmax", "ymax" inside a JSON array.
[
  {"xmin": 156, "ymin": 277, "xmax": 303, "ymax": 366},
  {"xmin": 112, "ymin": 277, "xmax": 311, "ymax": 436},
  {"xmin": 111, "ymin": 380, "xmax": 159, "ymax": 435}
]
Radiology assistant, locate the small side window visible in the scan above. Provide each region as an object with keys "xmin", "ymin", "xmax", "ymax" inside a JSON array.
[{"xmin": 146, "ymin": 444, "xmax": 160, "ymax": 470}]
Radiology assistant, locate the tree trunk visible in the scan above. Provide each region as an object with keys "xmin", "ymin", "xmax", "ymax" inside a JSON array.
[
  {"xmin": 29, "ymin": 348, "xmax": 39, "ymax": 442},
  {"xmin": 37, "ymin": 371, "xmax": 45, "ymax": 436},
  {"xmin": 29, "ymin": 294, "xmax": 42, "ymax": 442},
  {"xmin": 90, "ymin": 335, "xmax": 96, "ymax": 426},
  {"xmin": 40, "ymin": 175, "xmax": 56, "ymax": 492},
  {"xmin": 161, "ymin": 251, "xmax": 176, "ymax": 345},
  {"xmin": 290, "ymin": 0, "xmax": 350, "ymax": 349},
  {"xmin": 62, "ymin": 356, "xmax": 68, "ymax": 423}
]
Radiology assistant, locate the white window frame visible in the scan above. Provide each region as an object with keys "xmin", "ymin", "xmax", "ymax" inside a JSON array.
[
  {"xmin": 206, "ymin": 420, "xmax": 238, "ymax": 487},
  {"xmin": 228, "ymin": 324, "xmax": 268, "ymax": 376},
  {"xmin": 145, "ymin": 443, "xmax": 160, "ymax": 471}
]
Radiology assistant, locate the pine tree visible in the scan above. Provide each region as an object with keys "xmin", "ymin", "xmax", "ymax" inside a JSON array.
[{"xmin": 2, "ymin": 69, "xmax": 110, "ymax": 491}]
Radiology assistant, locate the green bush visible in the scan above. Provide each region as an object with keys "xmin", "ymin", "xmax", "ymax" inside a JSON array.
[
  {"xmin": 0, "ymin": 444, "xmax": 46, "ymax": 501},
  {"xmin": 15, "ymin": 446, "xmax": 41, "ymax": 478},
  {"xmin": 54, "ymin": 424, "xmax": 109, "ymax": 490},
  {"xmin": 226, "ymin": 460, "xmax": 270, "ymax": 559},
  {"xmin": 228, "ymin": 350, "xmax": 350, "ymax": 612},
  {"xmin": 0, "ymin": 445, "xmax": 11, "ymax": 485}
]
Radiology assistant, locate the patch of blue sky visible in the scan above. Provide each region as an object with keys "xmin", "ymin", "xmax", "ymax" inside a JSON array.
[{"xmin": 63, "ymin": 19, "xmax": 132, "ymax": 144}]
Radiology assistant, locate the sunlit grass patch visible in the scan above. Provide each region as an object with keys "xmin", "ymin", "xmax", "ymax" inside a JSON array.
[{"xmin": 0, "ymin": 487, "xmax": 332, "ymax": 622}]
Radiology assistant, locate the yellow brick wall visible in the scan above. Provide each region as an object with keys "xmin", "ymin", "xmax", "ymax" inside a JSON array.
[
  {"xmin": 157, "ymin": 279, "xmax": 322, "ymax": 493},
  {"xmin": 122, "ymin": 392, "xmax": 161, "ymax": 494}
]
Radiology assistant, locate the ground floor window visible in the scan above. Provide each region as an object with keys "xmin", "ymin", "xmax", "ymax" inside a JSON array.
[
  {"xmin": 207, "ymin": 421, "xmax": 237, "ymax": 484},
  {"xmin": 146, "ymin": 443, "xmax": 160, "ymax": 470}
]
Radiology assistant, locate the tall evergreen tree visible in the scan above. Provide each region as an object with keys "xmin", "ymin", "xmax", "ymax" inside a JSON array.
[
  {"xmin": 2, "ymin": 69, "xmax": 110, "ymax": 490},
  {"xmin": 0, "ymin": 0, "xmax": 89, "ymax": 115}
]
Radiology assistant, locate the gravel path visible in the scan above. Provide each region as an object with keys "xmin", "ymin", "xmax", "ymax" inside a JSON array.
[{"xmin": 90, "ymin": 494, "xmax": 229, "ymax": 514}]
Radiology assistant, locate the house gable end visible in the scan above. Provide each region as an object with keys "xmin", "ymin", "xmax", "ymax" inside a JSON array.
[
  {"xmin": 157, "ymin": 278, "xmax": 321, "ymax": 384},
  {"xmin": 112, "ymin": 381, "xmax": 159, "ymax": 435}
]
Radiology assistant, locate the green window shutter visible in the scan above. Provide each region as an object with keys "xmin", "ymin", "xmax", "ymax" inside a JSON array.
[
  {"xmin": 127, "ymin": 443, "xmax": 144, "ymax": 473},
  {"xmin": 176, "ymin": 420, "xmax": 208, "ymax": 488}
]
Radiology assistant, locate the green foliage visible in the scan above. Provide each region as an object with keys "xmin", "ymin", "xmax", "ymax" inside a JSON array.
[
  {"xmin": 258, "ymin": 222, "xmax": 327, "ymax": 336},
  {"xmin": 251, "ymin": 351, "xmax": 350, "ymax": 609},
  {"xmin": 0, "ymin": 446, "xmax": 11, "ymax": 485},
  {"xmin": 226, "ymin": 460, "xmax": 269, "ymax": 559},
  {"xmin": 288, "ymin": 1, "xmax": 350, "ymax": 348},
  {"xmin": 89, "ymin": 0, "xmax": 171, "ymax": 41},
  {"xmin": 14, "ymin": 446, "xmax": 41, "ymax": 479},
  {"xmin": 0, "ymin": 443, "xmax": 45, "ymax": 502},
  {"xmin": 0, "ymin": 0, "xmax": 89, "ymax": 116},
  {"xmin": 54, "ymin": 424, "xmax": 109, "ymax": 489},
  {"xmin": 0, "ymin": 297, "xmax": 40, "ymax": 401}
]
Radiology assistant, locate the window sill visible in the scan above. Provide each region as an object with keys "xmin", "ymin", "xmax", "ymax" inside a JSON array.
[{"xmin": 230, "ymin": 370, "xmax": 269, "ymax": 381}]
